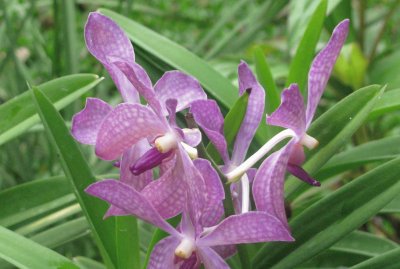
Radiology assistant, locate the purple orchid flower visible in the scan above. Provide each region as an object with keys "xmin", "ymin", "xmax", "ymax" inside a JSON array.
[
  {"xmin": 86, "ymin": 152, "xmax": 293, "ymax": 269},
  {"xmin": 71, "ymin": 12, "xmax": 207, "ymax": 219},
  {"xmin": 190, "ymin": 61, "xmax": 265, "ymax": 214},
  {"xmin": 71, "ymin": 12, "xmax": 154, "ymax": 193},
  {"xmin": 251, "ymin": 19, "xmax": 350, "ymax": 229}
]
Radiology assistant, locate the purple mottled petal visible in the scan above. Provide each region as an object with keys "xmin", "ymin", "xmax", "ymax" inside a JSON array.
[
  {"xmin": 85, "ymin": 12, "xmax": 139, "ymax": 103},
  {"xmin": 183, "ymin": 128, "xmax": 202, "ymax": 147},
  {"xmin": 197, "ymin": 247, "xmax": 230, "ymax": 269},
  {"xmin": 180, "ymin": 253, "xmax": 200, "ymax": 269},
  {"xmin": 154, "ymin": 71, "xmax": 207, "ymax": 115},
  {"xmin": 85, "ymin": 179, "xmax": 178, "ymax": 236},
  {"xmin": 114, "ymin": 61, "xmax": 165, "ymax": 117},
  {"xmin": 159, "ymin": 156, "xmax": 176, "ymax": 176},
  {"xmin": 252, "ymin": 141, "xmax": 295, "ymax": 228},
  {"xmin": 190, "ymin": 100, "xmax": 229, "ymax": 163},
  {"xmin": 246, "ymin": 168, "xmax": 257, "ymax": 183},
  {"xmin": 289, "ymin": 142, "xmax": 305, "ymax": 165},
  {"xmin": 212, "ymin": 245, "xmax": 236, "ymax": 259},
  {"xmin": 148, "ymin": 236, "xmax": 181, "ymax": 269},
  {"xmin": 306, "ymin": 19, "xmax": 349, "ymax": 127},
  {"xmin": 194, "ymin": 159, "xmax": 224, "ymax": 227},
  {"xmin": 95, "ymin": 103, "xmax": 166, "ymax": 160},
  {"xmin": 178, "ymin": 149, "xmax": 206, "ymax": 234},
  {"xmin": 141, "ymin": 161, "xmax": 186, "ymax": 219},
  {"xmin": 71, "ymin": 98, "xmax": 112, "ymax": 145},
  {"xmin": 199, "ymin": 212, "xmax": 293, "ymax": 247},
  {"xmin": 267, "ymin": 84, "xmax": 306, "ymax": 136},
  {"xmin": 105, "ymin": 141, "xmax": 153, "ymax": 217},
  {"xmin": 231, "ymin": 61, "xmax": 266, "ymax": 165},
  {"xmin": 166, "ymin": 99, "xmax": 178, "ymax": 127},
  {"xmin": 287, "ymin": 164, "xmax": 320, "ymax": 186}
]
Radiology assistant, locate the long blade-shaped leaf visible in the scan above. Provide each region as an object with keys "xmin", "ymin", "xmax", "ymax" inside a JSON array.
[
  {"xmin": 31, "ymin": 87, "xmax": 116, "ymax": 268},
  {"xmin": 253, "ymin": 156, "xmax": 400, "ymax": 268},
  {"xmin": 350, "ymin": 248, "xmax": 400, "ymax": 269},
  {"xmin": 0, "ymin": 226, "xmax": 78, "ymax": 269},
  {"xmin": 0, "ymin": 74, "xmax": 102, "ymax": 146},
  {"xmin": 286, "ymin": 0, "xmax": 327, "ymax": 93},
  {"xmin": 317, "ymin": 136, "xmax": 400, "ymax": 180},
  {"xmin": 99, "ymin": 8, "xmax": 237, "ymax": 108},
  {"xmin": 369, "ymin": 88, "xmax": 400, "ymax": 119}
]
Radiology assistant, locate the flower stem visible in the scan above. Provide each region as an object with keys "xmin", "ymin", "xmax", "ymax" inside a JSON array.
[{"xmin": 226, "ymin": 129, "xmax": 296, "ymax": 182}]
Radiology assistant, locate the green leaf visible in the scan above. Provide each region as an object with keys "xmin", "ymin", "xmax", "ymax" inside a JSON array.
[
  {"xmin": 0, "ymin": 226, "xmax": 78, "ymax": 269},
  {"xmin": 0, "ymin": 74, "xmax": 102, "ymax": 146},
  {"xmin": 206, "ymin": 90, "xmax": 249, "ymax": 163},
  {"xmin": 369, "ymin": 88, "xmax": 400, "ymax": 119},
  {"xmin": 0, "ymin": 177, "xmax": 73, "ymax": 227},
  {"xmin": 285, "ymin": 85, "xmax": 385, "ymax": 200},
  {"xmin": 115, "ymin": 216, "xmax": 141, "ymax": 269},
  {"xmin": 316, "ymin": 136, "xmax": 400, "ymax": 180},
  {"xmin": 31, "ymin": 87, "xmax": 116, "ymax": 268},
  {"xmin": 299, "ymin": 249, "xmax": 368, "ymax": 268},
  {"xmin": 253, "ymin": 156, "xmax": 400, "ymax": 269},
  {"xmin": 99, "ymin": 8, "xmax": 237, "ymax": 108},
  {"xmin": 286, "ymin": 0, "xmax": 327, "ymax": 93},
  {"xmin": 381, "ymin": 194, "xmax": 400, "ymax": 213},
  {"xmin": 350, "ymin": 248, "xmax": 400, "ymax": 269},
  {"xmin": 253, "ymin": 47, "xmax": 280, "ymax": 113},
  {"xmin": 332, "ymin": 231, "xmax": 398, "ymax": 257},
  {"xmin": 73, "ymin": 257, "xmax": 106, "ymax": 269},
  {"xmin": 31, "ymin": 217, "xmax": 89, "ymax": 249}
]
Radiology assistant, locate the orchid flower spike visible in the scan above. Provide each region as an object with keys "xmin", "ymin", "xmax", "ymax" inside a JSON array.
[
  {"xmin": 85, "ymin": 153, "xmax": 293, "ymax": 269},
  {"xmin": 252, "ymin": 19, "xmax": 350, "ymax": 229},
  {"xmin": 191, "ymin": 61, "xmax": 265, "ymax": 214}
]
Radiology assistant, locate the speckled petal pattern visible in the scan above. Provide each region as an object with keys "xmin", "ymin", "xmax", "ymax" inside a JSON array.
[
  {"xmin": 252, "ymin": 141, "xmax": 295, "ymax": 228},
  {"xmin": 190, "ymin": 100, "xmax": 229, "ymax": 163},
  {"xmin": 306, "ymin": 19, "xmax": 349, "ymax": 127},
  {"xmin": 71, "ymin": 98, "xmax": 112, "ymax": 145},
  {"xmin": 85, "ymin": 179, "xmax": 178, "ymax": 236},
  {"xmin": 267, "ymin": 84, "xmax": 306, "ymax": 136},
  {"xmin": 197, "ymin": 247, "xmax": 230, "ymax": 269},
  {"xmin": 198, "ymin": 212, "xmax": 293, "ymax": 247},
  {"xmin": 231, "ymin": 61, "xmax": 266, "ymax": 165},
  {"xmin": 154, "ymin": 71, "xmax": 207, "ymax": 115},
  {"xmin": 95, "ymin": 103, "xmax": 166, "ymax": 160},
  {"xmin": 147, "ymin": 236, "xmax": 181, "ymax": 269}
]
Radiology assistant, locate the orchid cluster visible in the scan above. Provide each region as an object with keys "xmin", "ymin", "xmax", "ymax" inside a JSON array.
[{"xmin": 71, "ymin": 12, "xmax": 349, "ymax": 269}]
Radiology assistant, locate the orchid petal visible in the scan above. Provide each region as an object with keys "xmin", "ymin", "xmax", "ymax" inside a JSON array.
[
  {"xmin": 148, "ymin": 236, "xmax": 181, "ymax": 269},
  {"xmin": 199, "ymin": 212, "xmax": 293, "ymax": 247},
  {"xmin": 252, "ymin": 141, "xmax": 295, "ymax": 228},
  {"xmin": 194, "ymin": 159, "xmax": 224, "ymax": 227},
  {"xmin": 287, "ymin": 164, "xmax": 320, "ymax": 186},
  {"xmin": 95, "ymin": 103, "xmax": 166, "ymax": 160},
  {"xmin": 190, "ymin": 100, "xmax": 229, "ymax": 163},
  {"xmin": 114, "ymin": 61, "xmax": 165, "ymax": 117},
  {"xmin": 85, "ymin": 179, "xmax": 178, "ymax": 236},
  {"xmin": 141, "ymin": 162, "xmax": 186, "ymax": 219},
  {"xmin": 197, "ymin": 246, "xmax": 230, "ymax": 269},
  {"xmin": 84, "ymin": 12, "xmax": 139, "ymax": 103},
  {"xmin": 183, "ymin": 128, "xmax": 202, "ymax": 147},
  {"xmin": 231, "ymin": 61, "xmax": 266, "ymax": 164},
  {"xmin": 154, "ymin": 71, "xmax": 207, "ymax": 115},
  {"xmin": 71, "ymin": 98, "xmax": 112, "ymax": 145},
  {"xmin": 212, "ymin": 245, "xmax": 236, "ymax": 259},
  {"xmin": 166, "ymin": 99, "xmax": 178, "ymax": 127},
  {"xmin": 306, "ymin": 19, "xmax": 349, "ymax": 127},
  {"xmin": 267, "ymin": 84, "xmax": 306, "ymax": 136}
]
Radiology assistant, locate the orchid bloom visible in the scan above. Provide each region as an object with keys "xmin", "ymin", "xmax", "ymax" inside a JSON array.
[
  {"xmin": 190, "ymin": 61, "xmax": 265, "ymax": 214},
  {"xmin": 71, "ymin": 12, "xmax": 154, "ymax": 193},
  {"xmin": 71, "ymin": 12, "xmax": 207, "ymax": 219},
  {"xmin": 86, "ymin": 153, "xmax": 293, "ymax": 269},
  {"xmin": 251, "ymin": 19, "xmax": 350, "ymax": 228}
]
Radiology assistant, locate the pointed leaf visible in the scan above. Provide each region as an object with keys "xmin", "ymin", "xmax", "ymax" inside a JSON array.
[{"xmin": 31, "ymin": 87, "xmax": 116, "ymax": 268}]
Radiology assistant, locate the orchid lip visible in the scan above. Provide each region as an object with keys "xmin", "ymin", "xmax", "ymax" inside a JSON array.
[
  {"xmin": 300, "ymin": 133, "xmax": 319, "ymax": 150},
  {"xmin": 130, "ymin": 147, "xmax": 173, "ymax": 175},
  {"xmin": 174, "ymin": 237, "xmax": 196, "ymax": 259}
]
